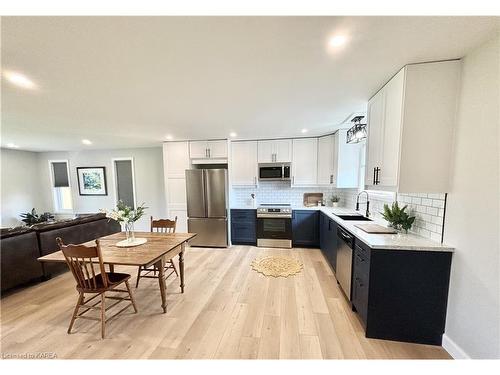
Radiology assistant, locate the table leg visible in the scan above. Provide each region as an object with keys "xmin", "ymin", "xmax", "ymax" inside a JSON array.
[
  {"xmin": 179, "ymin": 243, "xmax": 185, "ymax": 293},
  {"xmin": 156, "ymin": 256, "xmax": 167, "ymax": 313}
]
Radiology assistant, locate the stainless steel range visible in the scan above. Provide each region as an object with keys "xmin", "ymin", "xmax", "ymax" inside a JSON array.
[{"xmin": 256, "ymin": 203, "xmax": 292, "ymax": 248}]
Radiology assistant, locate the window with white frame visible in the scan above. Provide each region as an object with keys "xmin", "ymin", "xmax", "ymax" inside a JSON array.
[{"xmin": 50, "ymin": 161, "xmax": 73, "ymax": 212}]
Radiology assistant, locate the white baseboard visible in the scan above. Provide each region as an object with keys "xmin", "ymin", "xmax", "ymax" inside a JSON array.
[{"xmin": 442, "ymin": 334, "xmax": 470, "ymax": 359}]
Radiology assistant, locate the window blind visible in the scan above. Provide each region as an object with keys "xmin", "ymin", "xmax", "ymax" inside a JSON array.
[{"xmin": 52, "ymin": 162, "xmax": 70, "ymax": 187}]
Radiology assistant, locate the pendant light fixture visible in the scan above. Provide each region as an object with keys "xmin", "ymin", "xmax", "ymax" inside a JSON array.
[{"xmin": 346, "ymin": 115, "xmax": 367, "ymax": 144}]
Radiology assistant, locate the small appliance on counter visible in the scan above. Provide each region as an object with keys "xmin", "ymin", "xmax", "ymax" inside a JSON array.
[{"xmin": 256, "ymin": 203, "xmax": 292, "ymax": 248}]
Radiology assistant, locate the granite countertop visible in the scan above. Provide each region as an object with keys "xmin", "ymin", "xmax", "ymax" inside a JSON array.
[
  {"xmin": 316, "ymin": 206, "xmax": 453, "ymax": 252},
  {"xmin": 229, "ymin": 205, "xmax": 453, "ymax": 252}
]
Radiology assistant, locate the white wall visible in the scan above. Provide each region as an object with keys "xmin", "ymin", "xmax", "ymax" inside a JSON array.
[
  {"xmin": 0, "ymin": 148, "xmax": 50, "ymax": 227},
  {"xmin": 443, "ymin": 33, "xmax": 500, "ymax": 359},
  {"xmin": 37, "ymin": 147, "xmax": 166, "ymax": 231}
]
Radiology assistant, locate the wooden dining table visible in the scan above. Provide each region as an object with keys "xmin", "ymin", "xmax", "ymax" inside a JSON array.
[{"xmin": 38, "ymin": 231, "xmax": 197, "ymax": 313}]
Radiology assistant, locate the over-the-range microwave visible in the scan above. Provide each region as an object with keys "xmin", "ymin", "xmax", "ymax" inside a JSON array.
[{"xmin": 258, "ymin": 163, "xmax": 291, "ymax": 181}]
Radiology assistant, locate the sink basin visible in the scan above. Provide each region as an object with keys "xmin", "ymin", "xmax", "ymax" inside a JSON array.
[{"xmin": 334, "ymin": 214, "xmax": 373, "ymax": 222}]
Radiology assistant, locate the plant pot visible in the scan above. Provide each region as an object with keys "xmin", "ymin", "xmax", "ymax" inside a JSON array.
[{"xmin": 332, "ymin": 202, "xmax": 339, "ymax": 208}]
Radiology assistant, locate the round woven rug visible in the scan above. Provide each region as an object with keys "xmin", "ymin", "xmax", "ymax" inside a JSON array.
[{"xmin": 251, "ymin": 256, "xmax": 303, "ymax": 278}]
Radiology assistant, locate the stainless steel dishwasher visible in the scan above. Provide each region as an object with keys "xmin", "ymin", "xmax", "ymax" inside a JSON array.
[{"xmin": 336, "ymin": 226, "xmax": 355, "ymax": 300}]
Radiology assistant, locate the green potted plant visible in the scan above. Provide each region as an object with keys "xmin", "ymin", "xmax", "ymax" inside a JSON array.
[
  {"xmin": 20, "ymin": 208, "xmax": 55, "ymax": 226},
  {"xmin": 381, "ymin": 202, "xmax": 416, "ymax": 234},
  {"xmin": 330, "ymin": 195, "xmax": 340, "ymax": 208}
]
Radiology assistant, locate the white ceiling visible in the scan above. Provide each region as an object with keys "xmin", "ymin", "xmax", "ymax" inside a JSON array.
[{"xmin": 1, "ymin": 16, "xmax": 499, "ymax": 151}]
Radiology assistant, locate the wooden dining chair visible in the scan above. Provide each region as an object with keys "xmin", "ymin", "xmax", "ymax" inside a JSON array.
[
  {"xmin": 57, "ymin": 237, "xmax": 137, "ymax": 339},
  {"xmin": 135, "ymin": 216, "xmax": 179, "ymax": 288}
]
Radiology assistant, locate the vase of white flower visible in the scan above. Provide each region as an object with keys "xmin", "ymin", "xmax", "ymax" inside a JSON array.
[
  {"xmin": 101, "ymin": 201, "xmax": 147, "ymax": 247},
  {"xmin": 125, "ymin": 221, "xmax": 135, "ymax": 243}
]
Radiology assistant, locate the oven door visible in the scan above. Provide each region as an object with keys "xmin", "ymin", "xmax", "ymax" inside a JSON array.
[{"xmin": 256, "ymin": 216, "xmax": 292, "ymax": 248}]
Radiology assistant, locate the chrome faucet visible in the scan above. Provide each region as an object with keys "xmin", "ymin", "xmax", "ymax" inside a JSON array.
[{"xmin": 356, "ymin": 191, "xmax": 370, "ymax": 217}]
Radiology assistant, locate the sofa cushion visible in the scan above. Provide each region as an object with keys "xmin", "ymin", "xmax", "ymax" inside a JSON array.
[
  {"xmin": 37, "ymin": 217, "xmax": 121, "ymax": 278},
  {"xmin": 1, "ymin": 231, "xmax": 43, "ymax": 292}
]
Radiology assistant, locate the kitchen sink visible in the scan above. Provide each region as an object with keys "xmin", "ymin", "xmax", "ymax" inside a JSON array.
[{"xmin": 334, "ymin": 214, "xmax": 372, "ymax": 221}]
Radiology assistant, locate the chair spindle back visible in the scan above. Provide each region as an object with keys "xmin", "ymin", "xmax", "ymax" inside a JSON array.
[
  {"xmin": 56, "ymin": 237, "xmax": 108, "ymax": 290},
  {"xmin": 150, "ymin": 216, "xmax": 177, "ymax": 234}
]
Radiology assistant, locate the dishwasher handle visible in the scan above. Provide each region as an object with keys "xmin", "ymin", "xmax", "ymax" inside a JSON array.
[{"xmin": 337, "ymin": 227, "xmax": 353, "ymax": 246}]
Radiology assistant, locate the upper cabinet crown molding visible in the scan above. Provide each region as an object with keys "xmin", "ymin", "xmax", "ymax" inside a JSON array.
[
  {"xmin": 365, "ymin": 60, "xmax": 461, "ymax": 193},
  {"xmin": 257, "ymin": 139, "xmax": 292, "ymax": 163},
  {"xmin": 189, "ymin": 140, "xmax": 228, "ymax": 164}
]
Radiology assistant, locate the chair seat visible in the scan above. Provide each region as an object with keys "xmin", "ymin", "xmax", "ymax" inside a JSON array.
[{"xmin": 78, "ymin": 272, "xmax": 131, "ymax": 292}]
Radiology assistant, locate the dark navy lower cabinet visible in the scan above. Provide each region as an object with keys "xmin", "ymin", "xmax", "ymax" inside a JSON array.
[
  {"xmin": 230, "ymin": 209, "xmax": 256, "ymax": 245},
  {"xmin": 351, "ymin": 239, "xmax": 453, "ymax": 346},
  {"xmin": 319, "ymin": 212, "xmax": 338, "ymax": 272},
  {"xmin": 292, "ymin": 210, "xmax": 319, "ymax": 247}
]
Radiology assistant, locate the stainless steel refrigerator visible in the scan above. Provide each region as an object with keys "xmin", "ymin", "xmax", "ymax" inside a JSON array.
[{"xmin": 185, "ymin": 168, "xmax": 228, "ymax": 247}]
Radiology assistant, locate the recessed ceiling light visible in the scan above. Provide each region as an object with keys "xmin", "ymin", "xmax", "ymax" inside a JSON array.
[
  {"xmin": 82, "ymin": 139, "xmax": 92, "ymax": 145},
  {"xmin": 165, "ymin": 135, "xmax": 173, "ymax": 140},
  {"xmin": 229, "ymin": 132, "xmax": 237, "ymax": 138},
  {"xmin": 329, "ymin": 35, "xmax": 348, "ymax": 48},
  {"xmin": 6, "ymin": 143, "xmax": 19, "ymax": 149},
  {"xmin": 3, "ymin": 71, "xmax": 37, "ymax": 89},
  {"xmin": 301, "ymin": 129, "xmax": 308, "ymax": 134}
]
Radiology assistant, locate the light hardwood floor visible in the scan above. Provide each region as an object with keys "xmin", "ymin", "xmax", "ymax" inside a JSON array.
[{"xmin": 0, "ymin": 246, "xmax": 451, "ymax": 359}]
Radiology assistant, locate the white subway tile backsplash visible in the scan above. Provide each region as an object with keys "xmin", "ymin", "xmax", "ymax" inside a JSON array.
[
  {"xmin": 231, "ymin": 182, "xmax": 447, "ymax": 243},
  {"xmin": 421, "ymin": 198, "xmax": 433, "ymax": 206},
  {"xmin": 336, "ymin": 189, "xmax": 447, "ymax": 242},
  {"xmin": 426, "ymin": 206, "xmax": 439, "ymax": 216}
]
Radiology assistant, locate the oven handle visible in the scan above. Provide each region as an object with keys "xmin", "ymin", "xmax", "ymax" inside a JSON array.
[{"xmin": 257, "ymin": 214, "xmax": 292, "ymax": 219}]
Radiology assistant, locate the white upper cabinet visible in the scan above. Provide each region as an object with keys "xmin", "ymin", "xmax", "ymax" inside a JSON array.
[
  {"xmin": 257, "ymin": 139, "xmax": 292, "ymax": 163},
  {"xmin": 230, "ymin": 141, "xmax": 258, "ymax": 186},
  {"xmin": 335, "ymin": 130, "xmax": 362, "ymax": 188},
  {"xmin": 274, "ymin": 139, "xmax": 292, "ymax": 162},
  {"xmin": 189, "ymin": 141, "xmax": 209, "ymax": 159},
  {"xmin": 365, "ymin": 60, "xmax": 460, "ymax": 193},
  {"xmin": 317, "ymin": 134, "xmax": 335, "ymax": 185},
  {"xmin": 189, "ymin": 140, "xmax": 228, "ymax": 162},
  {"xmin": 291, "ymin": 138, "xmax": 318, "ymax": 186},
  {"xmin": 318, "ymin": 131, "xmax": 360, "ymax": 188},
  {"xmin": 208, "ymin": 140, "xmax": 228, "ymax": 158}
]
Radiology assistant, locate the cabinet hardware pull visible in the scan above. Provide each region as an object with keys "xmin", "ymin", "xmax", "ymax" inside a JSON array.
[
  {"xmin": 375, "ymin": 167, "xmax": 380, "ymax": 185},
  {"xmin": 373, "ymin": 167, "xmax": 376, "ymax": 185}
]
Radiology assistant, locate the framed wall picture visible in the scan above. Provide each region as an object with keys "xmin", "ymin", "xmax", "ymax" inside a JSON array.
[{"xmin": 76, "ymin": 167, "xmax": 107, "ymax": 196}]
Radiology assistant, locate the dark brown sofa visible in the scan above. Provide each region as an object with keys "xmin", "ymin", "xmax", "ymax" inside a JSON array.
[
  {"xmin": 34, "ymin": 213, "xmax": 121, "ymax": 278},
  {"xmin": 1, "ymin": 213, "xmax": 120, "ymax": 293},
  {"xmin": 0, "ymin": 227, "xmax": 44, "ymax": 292}
]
